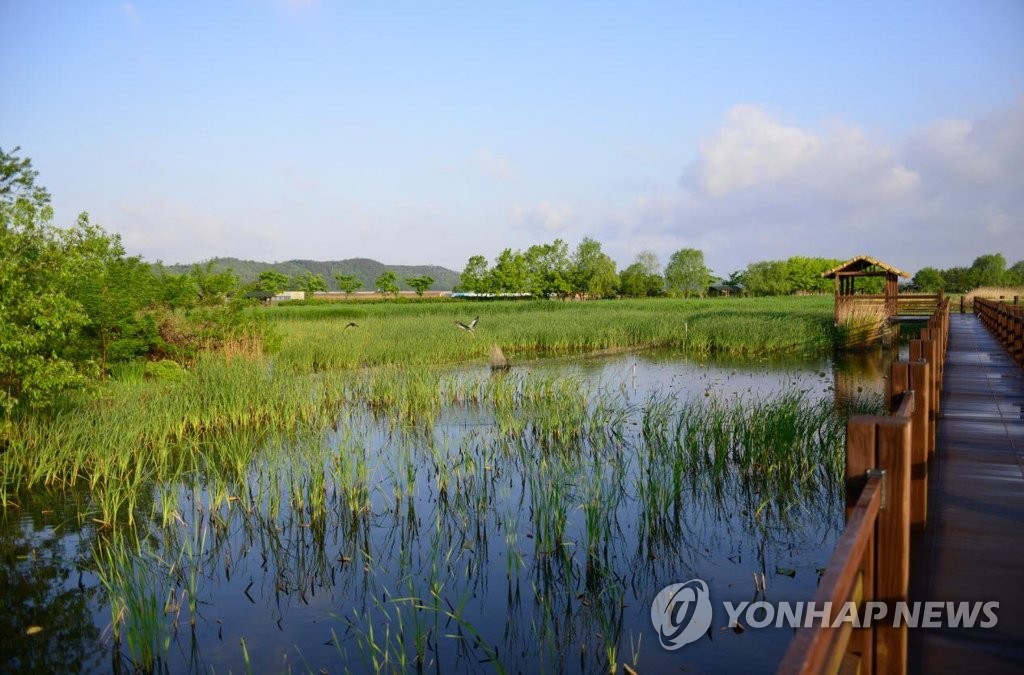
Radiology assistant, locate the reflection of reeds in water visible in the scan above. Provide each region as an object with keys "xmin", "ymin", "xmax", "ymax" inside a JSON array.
[
  {"xmin": 836, "ymin": 302, "xmax": 886, "ymax": 350},
  {"xmin": 16, "ymin": 361, "xmax": 878, "ymax": 673}
]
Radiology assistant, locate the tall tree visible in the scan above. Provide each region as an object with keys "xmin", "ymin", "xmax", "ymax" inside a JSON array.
[
  {"xmin": 619, "ymin": 251, "xmax": 664, "ymax": 297},
  {"xmin": 1007, "ymin": 260, "xmax": 1024, "ymax": 286},
  {"xmin": 405, "ymin": 275, "xmax": 434, "ymax": 296},
  {"xmin": 295, "ymin": 271, "xmax": 328, "ymax": 295},
  {"xmin": 913, "ymin": 267, "xmax": 945, "ymax": 292},
  {"xmin": 664, "ymin": 248, "xmax": 711, "ymax": 297},
  {"xmin": 489, "ymin": 248, "xmax": 528, "ymax": 294},
  {"xmin": 571, "ymin": 238, "xmax": 618, "ymax": 298},
  {"xmin": 333, "ymin": 273, "xmax": 363, "ymax": 295},
  {"xmin": 255, "ymin": 270, "xmax": 291, "ymax": 294},
  {"xmin": 61, "ymin": 215, "xmax": 161, "ymax": 375},
  {"xmin": 743, "ymin": 260, "xmax": 792, "ymax": 296},
  {"xmin": 459, "ymin": 255, "xmax": 490, "ymax": 293},
  {"xmin": 969, "ymin": 253, "xmax": 1007, "ymax": 288},
  {"xmin": 0, "ymin": 149, "xmax": 88, "ymax": 415},
  {"xmin": 524, "ymin": 240, "xmax": 572, "ymax": 297},
  {"xmin": 190, "ymin": 261, "xmax": 238, "ymax": 304},
  {"xmin": 375, "ymin": 271, "xmax": 400, "ymax": 296}
]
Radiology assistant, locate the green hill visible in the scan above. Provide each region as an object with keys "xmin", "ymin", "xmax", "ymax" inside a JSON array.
[{"xmin": 160, "ymin": 257, "xmax": 461, "ymax": 292}]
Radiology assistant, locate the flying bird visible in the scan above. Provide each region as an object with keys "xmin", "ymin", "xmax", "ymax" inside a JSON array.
[
  {"xmin": 454, "ymin": 316, "xmax": 479, "ymax": 336},
  {"xmin": 344, "ymin": 322, "xmax": 358, "ymax": 329}
]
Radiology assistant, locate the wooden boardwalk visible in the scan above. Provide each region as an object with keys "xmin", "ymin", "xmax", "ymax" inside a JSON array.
[{"xmin": 909, "ymin": 313, "xmax": 1024, "ymax": 673}]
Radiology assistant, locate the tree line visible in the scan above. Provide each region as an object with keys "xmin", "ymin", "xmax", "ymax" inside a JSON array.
[
  {"xmin": 458, "ymin": 239, "xmax": 713, "ymax": 298},
  {"xmin": 252, "ymin": 270, "xmax": 436, "ymax": 297},
  {"xmin": 912, "ymin": 254, "xmax": 1024, "ymax": 293},
  {"xmin": 458, "ymin": 247, "xmax": 864, "ymax": 298}
]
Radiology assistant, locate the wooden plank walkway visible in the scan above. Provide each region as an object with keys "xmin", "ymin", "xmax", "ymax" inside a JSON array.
[{"xmin": 909, "ymin": 313, "xmax": 1024, "ymax": 673}]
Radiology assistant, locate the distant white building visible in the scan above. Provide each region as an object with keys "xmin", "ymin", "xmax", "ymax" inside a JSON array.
[{"xmin": 273, "ymin": 290, "xmax": 306, "ymax": 302}]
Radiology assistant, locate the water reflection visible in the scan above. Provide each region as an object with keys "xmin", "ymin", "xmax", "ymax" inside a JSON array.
[{"xmin": 0, "ymin": 349, "xmax": 891, "ymax": 674}]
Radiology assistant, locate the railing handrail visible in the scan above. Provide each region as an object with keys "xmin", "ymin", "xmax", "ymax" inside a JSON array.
[
  {"xmin": 973, "ymin": 297, "xmax": 1023, "ymax": 368},
  {"xmin": 779, "ymin": 298, "xmax": 950, "ymax": 675},
  {"xmin": 777, "ymin": 475, "xmax": 884, "ymax": 675}
]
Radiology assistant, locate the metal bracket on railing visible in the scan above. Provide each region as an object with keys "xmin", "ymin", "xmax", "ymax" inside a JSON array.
[{"xmin": 866, "ymin": 469, "xmax": 887, "ymax": 510}]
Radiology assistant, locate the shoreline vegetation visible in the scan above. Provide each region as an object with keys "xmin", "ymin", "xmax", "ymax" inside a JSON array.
[{"xmin": 2, "ymin": 296, "xmax": 840, "ymax": 515}]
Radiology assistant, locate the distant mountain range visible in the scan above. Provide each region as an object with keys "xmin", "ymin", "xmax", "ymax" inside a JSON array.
[{"xmin": 160, "ymin": 257, "xmax": 461, "ymax": 292}]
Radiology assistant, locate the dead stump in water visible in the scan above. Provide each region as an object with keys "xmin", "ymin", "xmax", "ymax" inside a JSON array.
[{"xmin": 489, "ymin": 344, "xmax": 510, "ymax": 371}]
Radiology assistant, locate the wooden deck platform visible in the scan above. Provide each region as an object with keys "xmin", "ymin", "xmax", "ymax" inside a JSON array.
[{"xmin": 909, "ymin": 313, "xmax": 1024, "ymax": 673}]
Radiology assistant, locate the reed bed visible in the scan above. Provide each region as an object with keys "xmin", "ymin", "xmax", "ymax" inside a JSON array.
[
  {"xmin": 1, "ymin": 295, "xmax": 871, "ymax": 673},
  {"xmin": 269, "ymin": 296, "xmax": 836, "ymax": 373}
]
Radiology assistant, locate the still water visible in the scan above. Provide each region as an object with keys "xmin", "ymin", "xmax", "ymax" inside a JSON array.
[{"xmin": 1, "ymin": 348, "xmax": 888, "ymax": 674}]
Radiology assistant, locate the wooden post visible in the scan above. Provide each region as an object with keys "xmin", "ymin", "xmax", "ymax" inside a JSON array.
[
  {"xmin": 889, "ymin": 364, "xmax": 929, "ymax": 527},
  {"xmin": 846, "ymin": 417, "xmax": 877, "ymax": 672},
  {"xmin": 909, "ymin": 338, "xmax": 938, "ymax": 456},
  {"xmin": 846, "ymin": 414, "xmax": 912, "ymax": 675},
  {"xmin": 875, "ymin": 416, "xmax": 912, "ymax": 674}
]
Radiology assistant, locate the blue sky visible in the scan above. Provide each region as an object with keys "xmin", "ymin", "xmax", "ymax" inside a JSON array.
[{"xmin": 2, "ymin": 1, "xmax": 1022, "ymax": 276}]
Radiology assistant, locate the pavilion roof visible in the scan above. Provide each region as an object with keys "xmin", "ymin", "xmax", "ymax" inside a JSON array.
[{"xmin": 821, "ymin": 255, "xmax": 910, "ymax": 279}]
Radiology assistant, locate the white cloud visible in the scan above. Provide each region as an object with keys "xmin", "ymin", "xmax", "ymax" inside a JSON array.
[
  {"xmin": 512, "ymin": 201, "xmax": 578, "ymax": 233},
  {"xmin": 695, "ymin": 104, "xmax": 821, "ymax": 197},
  {"xmin": 602, "ymin": 99, "xmax": 1024, "ymax": 274}
]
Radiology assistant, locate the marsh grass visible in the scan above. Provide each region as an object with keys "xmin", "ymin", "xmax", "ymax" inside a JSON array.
[
  {"xmin": 1, "ymin": 295, "xmax": 871, "ymax": 673},
  {"xmin": 835, "ymin": 303, "xmax": 886, "ymax": 350}
]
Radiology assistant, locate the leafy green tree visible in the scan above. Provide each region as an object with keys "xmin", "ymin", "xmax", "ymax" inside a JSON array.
[
  {"xmin": 61, "ymin": 215, "xmax": 160, "ymax": 375},
  {"xmin": 1007, "ymin": 260, "xmax": 1024, "ymax": 286},
  {"xmin": 295, "ymin": 271, "xmax": 328, "ymax": 295},
  {"xmin": 156, "ymin": 268, "xmax": 200, "ymax": 309},
  {"xmin": 618, "ymin": 263, "xmax": 647, "ymax": 297},
  {"xmin": 405, "ymin": 275, "xmax": 434, "ymax": 296},
  {"xmin": 255, "ymin": 270, "xmax": 291, "ymax": 294},
  {"xmin": 0, "ymin": 145, "xmax": 50, "ymax": 206},
  {"xmin": 488, "ymin": 248, "xmax": 528, "ymax": 294},
  {"xmin": 784, "ymin": 256, "xmax": 839, "ymax": 294},
  {"xmin": 459, "ymin": 255, "xmax": 490, "ymax": 293},
  {"xmin": 571, "ymin": 238, "xmax": 617, "ymax": 298},
  {"xmin": 941, "ymin": 267, "xmax": 972, "ymax": 293},
  {"xmin": 333, "ymin": 273, "xmax": 363, "ymax": 295},
  {"xmin": 742, "ymin": 260, "xmax": 790, "ymax": 296},
  {"xmin": 913, "ymin": 267, "xmax": 945, "ymax": 292},
  {"xmin": 969, "ymin": 253, "xmax": 1007, "ymax": 288},
  {"xmin": 664, "ymin": 248, "xmax": 711, "ymax": 297},
  {"xmin": 1, "ymin": 207, "xmax": 87, "ymax": 415},
  {"xmin": 619, "ymin": 251, "xmax": 664, "ymax": 297},
  {"xmin": 524, "ymin": 240, "xmax": 572, "ymax": 297},
  {"xmin": 0, "ymin": 149, "xmax": 89, "ymax": 415},
  {"xmin": 375, "ymin": 270, "xmax": 400, "ymax": 296},
  {"xmin": 190, "ymin": 261, "xmax": 238, "ymax": 304}
]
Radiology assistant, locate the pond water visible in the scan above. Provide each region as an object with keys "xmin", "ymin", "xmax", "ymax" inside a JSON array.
[{"xmin": 1, "ymin": 348, "xmax": 890, "ymax": 674}]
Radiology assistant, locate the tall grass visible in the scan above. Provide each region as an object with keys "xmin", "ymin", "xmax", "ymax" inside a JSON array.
[
  {"xmin": 0, "ymin": 295, "xmax": 866, "ymax": 672},
  {"xmin": 268, "ymin": 296, "xmax": 835, "ymax": 373}
]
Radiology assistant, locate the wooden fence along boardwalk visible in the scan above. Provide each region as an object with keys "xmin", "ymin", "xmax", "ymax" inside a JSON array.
[{"xmin": 779, "ymin": 300, "xmax": 1024, "ymax": 674}]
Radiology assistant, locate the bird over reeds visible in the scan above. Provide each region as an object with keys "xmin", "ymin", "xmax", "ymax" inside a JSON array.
[
  {"xmin": 454, "ymin": 316, "xmax": 479, "ymax": 336},
  {"xmin": 344, "ymin": 322, "xmax": 358, "ymax": 329}
]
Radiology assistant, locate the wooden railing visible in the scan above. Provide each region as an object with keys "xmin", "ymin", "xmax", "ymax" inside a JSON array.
[
  {"xmin": 836, "ymin": 293, "xmax": 943, "ymax": 317},
  {"xmin": 974, "ymin": 297, "xmax": 1024, "ymax": 367},
  {"xmin": 778, "ymin": 299, "xmax": 949, "ymax": 675}
]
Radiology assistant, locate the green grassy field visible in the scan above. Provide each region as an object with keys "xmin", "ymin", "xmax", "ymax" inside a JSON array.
[{"xmin": 266, "ymin": 295, "xmax": 836, "ymax": 373}]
